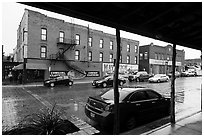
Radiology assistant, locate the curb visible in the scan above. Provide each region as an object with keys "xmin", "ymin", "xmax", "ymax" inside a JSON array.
[{"xmin": 67, "ymin": 115, "xmax": 100, "ymax": 135}]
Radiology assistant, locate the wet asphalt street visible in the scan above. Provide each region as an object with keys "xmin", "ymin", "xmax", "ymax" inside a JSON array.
[{"xmin": 2, "ymin": 76, "xmax": 202, "ymax": 134}]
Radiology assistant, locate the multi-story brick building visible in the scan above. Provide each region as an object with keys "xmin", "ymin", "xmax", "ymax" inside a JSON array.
[
  {"xmin": 13, "ymin": 9, "xmax": 139, "ymax": 82},
  {"xmin": 139, "ymin": 43, "xmax": 185, "ymax": 75}
]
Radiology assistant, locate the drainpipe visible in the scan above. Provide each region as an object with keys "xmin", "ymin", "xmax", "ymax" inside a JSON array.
[
  {"xmin": 113, "ymin": 28, "xmax": 121, "ymax": 135},
  {"xmin": 170, "ymin": 43, "xmax": 176, "ymax": 124}
]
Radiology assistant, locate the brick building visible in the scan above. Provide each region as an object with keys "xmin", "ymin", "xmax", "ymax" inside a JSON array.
[
  {"xmin": 13, "ymin": 9, "xmax": 139, "ymax": 82},
  {"xmin": 139, "ymin": 43, "xmax": 185, "ymax": 75}
]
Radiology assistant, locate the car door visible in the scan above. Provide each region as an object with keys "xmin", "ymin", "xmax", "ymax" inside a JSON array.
[
  {"xmin": 126, "ymin": 91, "xmax": 151, "ymax": 120},
  {"xmin": 145, "ymin": 90, "xmax": 166, "ymax": 116}
]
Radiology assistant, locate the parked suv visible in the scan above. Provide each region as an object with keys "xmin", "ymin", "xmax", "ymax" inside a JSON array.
[{"xmin": 128, "ymin": 71, "xmax": 150, "ymax": 82}]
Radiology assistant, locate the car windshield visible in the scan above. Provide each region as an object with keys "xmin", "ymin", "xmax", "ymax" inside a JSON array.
[{"xmin": 101, "ymin": 88, "xmax": 133, "ymax": 101}]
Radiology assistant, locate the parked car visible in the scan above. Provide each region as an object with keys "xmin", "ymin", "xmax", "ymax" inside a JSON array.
[
  {"xmin": 181, "ymin": 71, "xmax": 197, "ymax": 77},
  {"xmin": 148, "ymin": 74, "xmax": 169, "ymax": 83},
  {"xmin": 85, "ymin": 87, "xmax": 170, "ymax": 130},
  {"xmin": 44, "ymin": 76, "xmax": 73, "ymax": 87},
  {"xmin": 168, "ymin": 71, "xmax": 181, "ymax": 78},
  {"xmin": 92, "ymin": 75, "xmax": 126, "ymax": 88},
  {"xmin": 128, "ymin": 71, "xmax": 150, "ymax": 82}
]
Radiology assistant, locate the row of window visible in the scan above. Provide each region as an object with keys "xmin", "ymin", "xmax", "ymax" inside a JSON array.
[
  {"xmin": 139, "ymin": 51, "xmax": 182, "ymax": 61},
  {"xmin": 40, "ymin": 46, "xmax": 137, "ymax": 64},
  {"xmin": 41, "ymin": 28, "xmax": 138, "ymax": 52},
  {"xmin": 75, "ymin": 50, "xmax": 138, "ymax": 64}
]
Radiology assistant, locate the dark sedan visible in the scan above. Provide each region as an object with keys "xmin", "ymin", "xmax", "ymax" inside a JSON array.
[
  {"xmin": 44, "ymin": 76, "xmax": 73, "ymax": 87},
  {"xmin": 92, "ymin": 75, "xmax": 126, "ymax": 88},
  {"xmin": 85, "ymin": 87, "xmax": 170, "ymax": 130}
]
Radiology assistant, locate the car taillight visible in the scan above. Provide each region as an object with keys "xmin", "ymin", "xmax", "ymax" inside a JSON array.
[{"xmin": 105, "ymin": 105, "xmax": 114, "ymax": 112}]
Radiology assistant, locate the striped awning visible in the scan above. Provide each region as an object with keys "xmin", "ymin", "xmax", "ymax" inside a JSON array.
[{"xmin": 13, "ymin": 63, "xmax": 48, "ymax": 70}]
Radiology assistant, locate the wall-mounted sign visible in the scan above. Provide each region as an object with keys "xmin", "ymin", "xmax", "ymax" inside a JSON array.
[
  {"xmin": 102, "ymin": 63, "xmax": 138, "ymax": 75},
  {"xmin": 149, "ymin": 59, "xmax": 182, "ymax": 66},
  {"xmin": 86, "ymin": 71, "xmax": 100, "ymax": 77}
]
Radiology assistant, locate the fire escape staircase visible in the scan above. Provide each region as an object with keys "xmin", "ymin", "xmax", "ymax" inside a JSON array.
[{"xmin": 49, "ymin": 38, "xmax": 86, "ymax": 79}]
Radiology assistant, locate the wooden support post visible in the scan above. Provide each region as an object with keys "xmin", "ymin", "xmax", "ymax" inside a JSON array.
[
  {"xmin": 113, "ymin": 28, "xmax": 121, "ymax": 135},
  {"xmin": 170, "ymin": 44, "xmax": 176, "ymax": 124},
  {"xmin": 23, "ymin": 58, "xmax": 27, "ymax": 84}
]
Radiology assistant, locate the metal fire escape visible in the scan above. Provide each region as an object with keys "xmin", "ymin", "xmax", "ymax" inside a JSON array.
[{"xmin": 49, "ymin": 37, "xmax": 86, "ymax": 79}]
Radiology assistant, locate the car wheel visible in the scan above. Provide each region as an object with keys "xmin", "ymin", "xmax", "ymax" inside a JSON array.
[
  {"xmin": 126, "ymin": 116, "xmax": 136, "ymax": 130},
  {"xmin": 119, "ymin": 81, "xmax": 124, "ymax": 86},
  {"xmin": 135, "ymin": 78, "xmax": 139, "ymax": 82},
  {"xmin": 50, "ymin": 83, "xmax": 55, "ymax": 87},
  {"xmin": 157, "ymin": 79, "xmax": 160, "ymax": 83},
  {"xmin": 102, "ymin": 82, "xmax": 107, "ymax": 88},
  {"xmin": 68, "ymin": 81, "xmax": 73, "ymax": 86}
]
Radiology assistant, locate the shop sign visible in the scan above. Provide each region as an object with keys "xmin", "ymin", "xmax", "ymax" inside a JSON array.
[
  {"xmin": 102, "ymin": 63, "xmax": 138, "ymax": 75},
  {"xmin": 149, "ymin": 59, "xmax": 182, "ymax": 66},
  {"xmin": 86, "ymin": 71, "xmax": 100, "ymax": 77}
]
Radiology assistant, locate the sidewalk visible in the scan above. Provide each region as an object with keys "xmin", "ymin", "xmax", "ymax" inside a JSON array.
[
  {"xmin": 123, "ymin": 111, "xmax": 202, "ymax": 135},
  {"xmin": 143, "ymin": 111, "xmax": 202, "ymax": 135}
]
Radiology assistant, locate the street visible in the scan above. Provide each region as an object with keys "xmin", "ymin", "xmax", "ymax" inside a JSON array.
[{"xmin": 2, "ymin": 76, "xmax": 202, "ymax": 134}]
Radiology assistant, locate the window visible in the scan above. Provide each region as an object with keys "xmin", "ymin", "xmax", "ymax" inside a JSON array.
[
  {"xmin": 140, "ymin": 53, "xmax": 143, "ymax": 60},
  {"xmin": 135, "ymin": 56, "xmax": 137, "ymax": 64},
  {"xmin": 127, "ymin": 44, "xmax": 130, "ymax": 52},
  {"xmin": 110, "ymin": 53, "xmax": 113, "ymax": 62},
  {"xmin": 88, "ymin": 37, "xmax": 92, "ymax": 47},
  {"xmin": 127, "ymin": 55, "xmax": 130, "ymax": 63},
  {"xmin": 144, "ymin": 52, "xmax": 148, "ymax": 59},
  {"xmin": 155, "ymin": 53, "xmax": 157, "ymax": 60},
  {"xmin": 110, "ymin": 41, "xmax": 113, "ymax": 50},
  {"xmin": 59, "ymin": 31, "xmax": 64, "ymax": 43},
  {"xmin": 41, "ymin": 28, "xmax": 47, "ymax": 41},
  {"xmin": 146, "ymin": 90, "xmax": 160, "ymax": 99},
  {"xmin": 76, "ymin": 34, "xmax": 80, "ymax": 45},
  {"xmin": 23, "ymin": 28, "xmax": 25, "ymax": 42},
  {"xmin": 99, "ymin": 52, "xmax": 103, "ymax": 62},
  {"xmin": 75, "ymin": 50, "xmax": 80, "ymax": 60},
  {"xmin": 40, "ymin": 46, "xmax": 47, "ymax": 58},
  {"xmin": 135, "ymin": 45, "xmax": 138, "ymax": 53},
  {"xmin": 158, "ymin": 54, "xmax": 160, "ymax": 60},
  {"xmin": 88, "ymin": 51, "xmax": 92, "ymax": 61},
  {"xmin": 129, "ymin": 91, "xmax": 147, "ymax": 102},
  {"xmin": 100, "ymin": 39, "xmax": 103, "ymax": 48},
  {"xmin": 120, "ymin": 55, "xmax": 122, "ymax": 63}
]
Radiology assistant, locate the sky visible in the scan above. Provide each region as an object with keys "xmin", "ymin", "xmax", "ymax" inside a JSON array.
[{"xmin": 1, "ymin": 1, "xmax": 202, "ymax": 59}]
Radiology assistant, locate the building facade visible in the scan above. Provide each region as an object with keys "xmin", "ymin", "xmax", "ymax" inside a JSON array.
[
  {"xmin": 13, "ymin": 9, "xmax": 140, "ymax": 82},
  {"xmin": 139, "ymin": 43, "xmax": 185, "ymax": 75}
]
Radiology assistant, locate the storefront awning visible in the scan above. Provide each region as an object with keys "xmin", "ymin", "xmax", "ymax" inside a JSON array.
[{"xmin": 13, "ymin": 63, "xmax": 48, "ymax": 70}]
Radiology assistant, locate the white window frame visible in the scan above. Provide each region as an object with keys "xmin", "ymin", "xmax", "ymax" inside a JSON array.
[
  {"xmin": 41, "ymin": 28, "xmax": 47, "ymax": 41},
  {"xmin": 76, "ymin": 34, "xmax": 80, "ymax": 45},
  {"xmin": 100, "ymin": 39, "xmax": 104, "ymax": 48},
  {"xmin": 99, "ymin": 52, "xmax": 103, "ymax": 62},
  {"xmin": 75, "ymin": 50, "xmax": 80, "ymax": 60}
]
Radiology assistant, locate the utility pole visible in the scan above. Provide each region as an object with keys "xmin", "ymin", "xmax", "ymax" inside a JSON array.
[
  {"xmin": 170, "ymin": 43, "xmax": 176, "ymax": 124},
  {"xmin": 113, "ymin": 28, "xmax": 121, "ymax": 134}
]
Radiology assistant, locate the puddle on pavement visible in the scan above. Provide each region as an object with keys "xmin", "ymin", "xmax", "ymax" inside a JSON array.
[{"xmin": 56, "ymin": 101, "xmax": 86, "ymax": 120}]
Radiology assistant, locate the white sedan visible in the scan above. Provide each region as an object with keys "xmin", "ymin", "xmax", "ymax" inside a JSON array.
[{"xmin": 148, "ymin": 74, "xmax": 169, "ymax": 83}]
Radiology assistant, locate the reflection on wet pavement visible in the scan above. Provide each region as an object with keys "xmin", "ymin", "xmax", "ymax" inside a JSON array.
[{"xmin": 2, "ymin": 98, "xmax": 18, "ymax": 130}]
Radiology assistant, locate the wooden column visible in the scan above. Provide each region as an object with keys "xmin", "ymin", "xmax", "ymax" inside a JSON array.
[
  {"xmin": 170, "ymin": 43, "xmax": 176, "ymax": 124},
  {"xmin": 113, "ymin": 28, "xmax": 121, "ymax": 134},
  {"xmin": 23, "ymin": 58, "xmax": 27, "ymax": 84}
]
